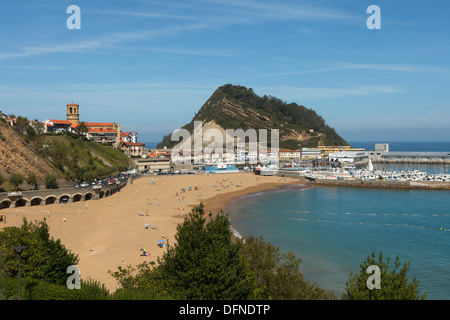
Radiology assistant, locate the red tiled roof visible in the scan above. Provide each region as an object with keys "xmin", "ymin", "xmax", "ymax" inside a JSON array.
[
  {"xmin": 85, "ymin": 122, "xmax": 114, "ymax": 127},
  {"xmin": 88, "ymin": 128, "xmax": 117, "ymax": 133},
  {"xmin": 121, "ymin": 140, "xmax": 144, "ymax": 147},
  {"xmin": 48, "ymin": 119, "xmax": 72, "ymax": 125}
]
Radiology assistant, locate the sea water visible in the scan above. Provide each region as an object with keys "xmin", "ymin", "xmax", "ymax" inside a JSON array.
[{"xmin": 226, "ymin": 186, "xmax": 450, "ymax": 299}]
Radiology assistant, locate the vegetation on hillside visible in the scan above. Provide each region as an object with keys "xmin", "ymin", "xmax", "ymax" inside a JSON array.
[
  {"xmin": 40, "ymin": 131, "xmax": 130, "ymax": 182},
  {"xmin": 158, "ymin": 84, "xmax": 348, "ymax": 149},
  {"xmin": 0, "ymin": 117, "xmax": 130, "ymax": 189}
]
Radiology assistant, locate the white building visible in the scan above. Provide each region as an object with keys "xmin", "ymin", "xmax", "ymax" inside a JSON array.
[{"xmin": 329, "ymin": 151, "xmax": 368, "ymax": 168}]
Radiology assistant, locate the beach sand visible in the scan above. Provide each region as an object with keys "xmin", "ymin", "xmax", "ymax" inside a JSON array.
[{"xmin": 0, "ymin": 172, "xmax": 303, "ymax": 292}]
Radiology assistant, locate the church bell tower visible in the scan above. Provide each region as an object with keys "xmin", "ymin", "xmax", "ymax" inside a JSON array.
[{"xmin": 67, "ymin": 103, "xmax": 80, "ymax": 125}]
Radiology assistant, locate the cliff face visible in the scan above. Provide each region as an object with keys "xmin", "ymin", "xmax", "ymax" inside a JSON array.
[
  {"xmin": 158, "ymin": 84, "xmax": 348, "ymax": 149},
  {"xmin": 0, "ymin": 120, "xmax": 130, "ymax": 186},
  {"xmin": 0, "ymin": 121, "xmax": 61, "ymax": 179}
]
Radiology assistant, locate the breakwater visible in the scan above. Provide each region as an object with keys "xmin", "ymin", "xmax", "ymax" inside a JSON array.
[{"xmin": 311, "ymin": 178, "xmax": 450, "ymax": 190}]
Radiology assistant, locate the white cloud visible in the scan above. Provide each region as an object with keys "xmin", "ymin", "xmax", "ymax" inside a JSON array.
[{"xmin": 255, "ymin": 84, "xmax": 403, "ymax": 100}]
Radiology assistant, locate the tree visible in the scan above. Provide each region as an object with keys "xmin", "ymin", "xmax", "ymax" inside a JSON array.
[
  {"xmin": 8, "ymin": 173, "xmax": 24, "ymax": 191},
  {"xmin": 44, "ymin": 174, "xmax": 57, "ymax": 189},
  {"xmin": 15, "ymin": 116, "xmax": 29, "ymax": 134},
  {"xmin": 241, "ymin": 236, "xmax": 336, "ymax": 300},
  {"xmin": 110, "ymin": 203, "xmax": 258, "ymax": 299},
  {"xmin": 75, "ymin": 122, "xmax": 88, "ymax": 136},
  {"xmin": 342, "ymin": 251, "xmax": 426, "ymax": 300},
  {"xmin": 26, "ymin": 173, "xmax": 38, "ymax": 190},
  {"xmin": 154, "ymin": 203, "xmax": 257, "ymax": 299},
  {"xmin": 26, "ymin": 125, "xmax": 36, "ymax": 140},
  {"xmin": 0, "ymin": 218, "xmax": 79, "ymax": 286}
]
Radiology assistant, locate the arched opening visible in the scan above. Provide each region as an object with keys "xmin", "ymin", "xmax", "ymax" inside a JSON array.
[
  {"xmin": 69, "ymin": 107, "xmax": 73, "ymax": 113},
  {"xmin": 45, "ymin": 196, "xmax": 57, "ymax": 205},
  {"xmin": 15, "ymin": 199, "xmax": 27, "ymax": 208},
  {"xmin": 73, "ymin": 194, "xmax": 82, "ymax": 202},
  {"xmin": 0, "ymin": 200, "xmax": 11, "ymax": 209},
  {"xmin": 60, "ymin": 195, "xmax": 70, "ymax": 204},
  {"xmin": 85, "ymin": 193, "xmax": 93, "ymax": 201},
  {"xmin": 30, "ymin": 198, "xmax": 43, "ymax": 206},
  {"xmin": 105, "ymin": 190, "xmax": 110, "ymax": 197},
  {"xmin": 99, "ymin": 191, "xmax": 105, "ymax": 199}
]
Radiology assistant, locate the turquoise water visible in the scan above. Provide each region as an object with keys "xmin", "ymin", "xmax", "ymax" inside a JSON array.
[{"xmin": 226, "ymin": 186, "xmax": 450, "ymax": 299}]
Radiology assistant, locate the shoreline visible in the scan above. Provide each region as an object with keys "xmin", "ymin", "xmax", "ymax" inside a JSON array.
[
  {"xmin": 198, "ymin": 181, "xmax": 311, "ymax": 240},
  {"xmin": 0, "ymin": 172, "xmax": 298, "ymax": 292}
]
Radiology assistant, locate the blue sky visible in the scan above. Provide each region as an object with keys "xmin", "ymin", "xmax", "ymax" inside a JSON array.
[{"xmin": 0, "ymin": 0, "xmax": 449, "ymax": 143}]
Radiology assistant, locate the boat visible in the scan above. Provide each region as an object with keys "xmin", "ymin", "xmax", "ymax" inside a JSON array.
[{"xmin": 367, "ymin": 158, "xmax": 374, "ymax": 171}]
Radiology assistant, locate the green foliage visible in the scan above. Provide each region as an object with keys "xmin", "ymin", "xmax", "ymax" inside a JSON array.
[
  {"xmin": 110, "ymin": 204, "xmax": 259, "ymax": 300},
  {"xmin": 0, "ymin": 218, "xmax": 79, "ymax": 286},
  {"xmin": 343, "ymin": 251, "xmax": 426, "ymax": 300},
  {"xmin": 44, "ymin": 174, "xmax": 57, "ymax": 189},
  {"xmin": 8, "ymin": 173, "xmax": 24, "ymax": 190},
  {"xmin": 157, "ymin": 84, "xmax": 347, "ymax": 149},
  {"xmin": 154, "ymin": 203, "xmax": 258, "ymax": 299},
  {"xmin": 109, "ymin": 204, "xmax": 336, "ymax": 300},
  {"xmin": 15, "ymin": 116, "xmax": 29, "ymax": 134},
  {"xmin": 35, "ymin": 133, "xmax": 129, "ymax": 182},
  {"xmin": 241, "ymin": 236, "xmax": 336, "ymax": 300},
  {"xmin": 75, "ymin": 122, "xmax": 89, "ymax": 135},
  {"xmin": 26, "ymin": 173, "xmax": 38, "ymax": 190},
  {"xmin": 0, "ymin": 277, "xmax": 110, "ymax": 300}
]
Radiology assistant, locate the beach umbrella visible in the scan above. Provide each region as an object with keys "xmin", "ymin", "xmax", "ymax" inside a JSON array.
[{"xmin": 157, "ymin": 240, "xmax": 164, "ymax": 243}]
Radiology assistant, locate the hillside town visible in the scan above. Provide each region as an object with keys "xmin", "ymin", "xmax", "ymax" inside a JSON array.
[{"xmin": 3, "ymin": 104, "xmax": 449, "ymax": 179}]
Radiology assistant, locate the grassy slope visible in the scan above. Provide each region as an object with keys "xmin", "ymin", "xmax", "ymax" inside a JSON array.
[{"xmin": 42, "ymin": 133, "xmax": 131, "ymax": 181}]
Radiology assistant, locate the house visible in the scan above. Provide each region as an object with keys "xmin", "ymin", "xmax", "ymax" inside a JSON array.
[
  {"xmin": 148, "ymin": 150, "xmax": 171, "ymax": 159},
  {"xmin": 120, "ymin": 131, "xmax": 138, "ymax": 143},
  {"xmin": 5, "ymin": 117, "xmax": 16, "ymax": 127},
  {"xmin": 134, "ymin": 157, "xmax": 170, "ymax": 173},
  {"xmin": 279, "ymin": 149, "xmax": 301, "ymax": 161},
  {"xmin": 301, "ymin": 148, "xmax": 321, "ymax": 160},
  {"xmin": 43, "ymin": 119, "xmax": 73, "ymax": 133},
  {"xmin": 83, "ymin": 123, "xmax": 121, "ymax": 145},
  {"xmin": 121, "ymin": 140, "xmax": 145, "ymax": 157}
]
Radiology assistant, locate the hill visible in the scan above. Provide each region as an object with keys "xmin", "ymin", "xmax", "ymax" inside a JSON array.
[
  {"xmin": 157, "ymin": 84, "xmax": 348, "ymax": 150},
  {"xmin": 0, "ymin": 120, "xmax": 62, "ymax": 180},
  {"xmin": 0, "ymin": 120, "xmax": 130, "ymax": 189}
]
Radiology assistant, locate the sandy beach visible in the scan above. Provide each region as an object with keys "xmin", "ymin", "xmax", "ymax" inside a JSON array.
[{"xmin": 0, "ymin": 172, "xmax": 302, "ymax": 292}]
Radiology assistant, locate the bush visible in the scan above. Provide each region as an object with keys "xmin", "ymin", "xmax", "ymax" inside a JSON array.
[
  {"xmin": 0, "ymin": 277, "xmax": 110, "ymax": 300},
  {"xmin": 44, "ymin": 174, "xmax": 57, "ymax": 189},
  {"xmin": 0, "ymin": 218, "xmax": 78, "ymax": 286},
  {"xmin": 8, "ymin": 173, "xmax": 24, "ymax": 191},
  {"xmin": 343, "ymin": 251, "xmax": 426, "ymax": 300}
]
